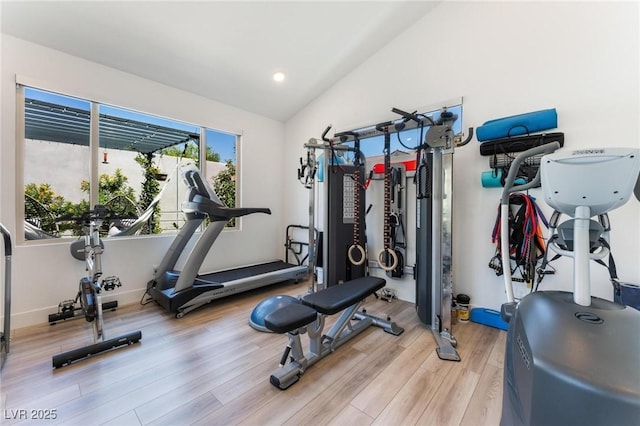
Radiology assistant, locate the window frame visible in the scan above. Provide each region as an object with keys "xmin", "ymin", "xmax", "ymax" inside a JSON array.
[{"xmin": 16, "ymin": 81, "xmax": 241, "ymax": 244}]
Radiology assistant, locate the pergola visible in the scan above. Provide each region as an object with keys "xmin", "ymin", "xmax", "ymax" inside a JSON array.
[{"xmin": 25, "ymin": 98, "xmax": 199, "ymax": 154}]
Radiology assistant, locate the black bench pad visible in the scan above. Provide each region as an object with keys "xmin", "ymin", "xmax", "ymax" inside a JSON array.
[
  {"xmin": 264, "ymin": 303, "xmax": 318, "ymax": 334},
  {"xmin": 301, "ymin": 276, "xmax": 386, "ymax": 315}
]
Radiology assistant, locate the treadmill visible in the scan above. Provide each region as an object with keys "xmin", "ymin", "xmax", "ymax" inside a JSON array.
[{"xmin": 146, "ymin": 168, "xmax": 308, "ymax": 318}]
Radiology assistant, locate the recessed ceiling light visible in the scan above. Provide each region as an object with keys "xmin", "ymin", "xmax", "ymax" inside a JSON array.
[{"xmin": 273, "ymin": 72, "xmax": 286, "ymax": 83}]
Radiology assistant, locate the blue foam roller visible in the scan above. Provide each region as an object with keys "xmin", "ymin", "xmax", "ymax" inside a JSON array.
[
  {"xmin": 477, "ymin": 108, "xmax": 557, "ymax": 142},
  {"xmin": 482, "ymin": 170, "xmax": 503, "ymax": 188},
  {"xmin": 481, "ymin": 170, "xmax": 526, "ymax": 188},
  {"xmin": 249, "ymin": 295, "xmax": 300, "ymax": 332}
]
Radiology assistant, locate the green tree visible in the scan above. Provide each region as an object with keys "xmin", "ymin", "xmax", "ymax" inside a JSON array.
[
  {"xmin": 161, "ymin": 143, "xmax": 221, "ymax": 163},
  {"xmin": 80, "ymin": 169, "xmax": 139, "ymax": 235},
  {"xmin": 80, "ymin": 169, "xmax": 137, "ymax": 205},
  {"xmin": 25, "ymin": 169, "xmax": 143, "ymax": 237},
  {"xmin": 135, "ymin": 154, "xmax": 162, "ymax": 234},
  {"xmin": 24, "ymin": 183, "xmax": 76, "ymax": 235},
  {"xmin": 25, "ymin": 183, "xmax": 72, "ymax": 212},
  {"xmin": 213, "ymin": 160, "xmax": 237, "ymax": 227}
]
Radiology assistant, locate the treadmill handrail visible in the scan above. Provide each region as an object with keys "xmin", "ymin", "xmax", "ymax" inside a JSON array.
[
  {"xmin": 1, "ymin": 222, "xmax": 12, "ymax": 364},
  {"xmin": 0, "ymin": 223, "xmax": 11, "ymax": 256},
  {"xmin": 183, "ymin": 195, "xmax": 271, "ymax": 221}
]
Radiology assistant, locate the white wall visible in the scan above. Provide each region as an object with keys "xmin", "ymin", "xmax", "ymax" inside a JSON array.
[
  {"xmin": 283, "ymin": 2, "xmax": 640, "ymax": 311},
  {"xmin": 1, "ymin": 35, "xmax": 286, "ymax": 328}
]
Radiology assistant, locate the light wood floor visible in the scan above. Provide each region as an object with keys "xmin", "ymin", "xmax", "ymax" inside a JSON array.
[{"xmin": 1, "ymin": 279, "xmax": 506, "ymax": 425}]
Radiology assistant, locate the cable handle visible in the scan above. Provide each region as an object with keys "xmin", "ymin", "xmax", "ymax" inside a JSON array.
[
  {"xmin": 391, "ymin": 107, "xmax": 420, "ymax": 123},
  {"xmin": 321, "ymin": 124, "xmax": 332, "ymax": 142},
  {"xmin": 391, "ymin": 107, "xmax": 436, "ymax": 127}
]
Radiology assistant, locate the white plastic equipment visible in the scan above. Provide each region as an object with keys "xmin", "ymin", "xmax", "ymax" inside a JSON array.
[
  {"xmin": 540, "ymin": 148, "xmax": 639, "ymax": 306},
  {"xmin": 500, "ymin": 145, "xmax": 640, "ymax": 426}
]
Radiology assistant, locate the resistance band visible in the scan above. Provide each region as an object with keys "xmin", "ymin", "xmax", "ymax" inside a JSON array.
[{"xmin": 489, "ymin": 193, "xmax": 548, "ymax": 286}]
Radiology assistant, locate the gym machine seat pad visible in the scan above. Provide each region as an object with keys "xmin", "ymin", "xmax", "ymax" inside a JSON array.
[
  {"xmin": 264, "ymin": 303, "xmax": 318, "ymax": 334},
  {"xmin": 301, "ymin": 276, "xmax": 385, "ymax": 315}
]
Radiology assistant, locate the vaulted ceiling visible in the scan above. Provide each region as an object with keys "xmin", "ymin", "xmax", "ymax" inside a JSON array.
[{"xmin": 1, "ymin": 1, "xmax": 438, "ymax": 121}]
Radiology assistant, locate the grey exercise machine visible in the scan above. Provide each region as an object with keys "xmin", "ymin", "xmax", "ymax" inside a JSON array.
[
  {"xmin": 500, "ymin": 145, "xmax": 640, "ymax": 425},
  {"xmin": 310, "ymin": 126, "xmax": 369, "ymax": 288},
  {"xmin": 1, "ymin": 222, "xmax": 11, "ymax": 370},
  {"xmin": 52, "ymin": 206, "xmax": 141, "ymax": 368},
  {"xmin": 264, "ymin": 275, "xmax": 403, "ymax": 389},
  {"xmin": 321, "ymin": 108, "xmax": 472, "ymax": 361},
  {"xmin": 146, "ymin": 167, "xmax": 307, "ymax": 318},
  {"xmin": 322, "ymin": 120, "xmax": 407, "ymax": 285},
  {"xmin": 392, "ymin": 107, "xmax": 472, "ymax": 362}
]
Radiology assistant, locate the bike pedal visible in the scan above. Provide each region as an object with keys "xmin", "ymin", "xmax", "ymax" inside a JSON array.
[
  {"xmin": 59, "ymin": 300, "xmax": 76, "ymax": 312},
  {"xmin": 102, "ymin": 276, "xmax": 122, "ymax": 291}
]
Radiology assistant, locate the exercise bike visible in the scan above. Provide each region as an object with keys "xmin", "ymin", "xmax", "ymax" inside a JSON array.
[
  {"xmin": 499, "ymin": 144, "xmax": 640, "ymax": 425},
  {"xmin": 52, "ymin": 205, "xmax": 141, "ymax": 369}
]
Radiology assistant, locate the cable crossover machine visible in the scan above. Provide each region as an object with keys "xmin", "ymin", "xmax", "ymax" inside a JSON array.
[
  {"xmin": 312, "ymin": 106, "xmax": 473, "ymax": 361},
  {"xmin": 253, "ymin": 105, "xmax": 473, "ymax": 389}
]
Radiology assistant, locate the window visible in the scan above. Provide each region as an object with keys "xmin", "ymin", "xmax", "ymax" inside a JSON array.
[
  {"xmin": 19, "ymin": 85, "xmax": 238, "ymax": 241},
  {"xmin": 23, "ymin": 88, "xmax": 91, "ymax": 239},
  {"xmin": 98, "ymin": 104, "xmax": 201, "ymax": 235}
]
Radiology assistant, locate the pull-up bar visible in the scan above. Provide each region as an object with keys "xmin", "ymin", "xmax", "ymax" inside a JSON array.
[{"xmin": 330, "ymin": 106, "xmax": 473, "ymax": 148}]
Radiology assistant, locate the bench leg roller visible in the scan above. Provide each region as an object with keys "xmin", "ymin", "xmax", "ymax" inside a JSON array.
[
  {"xmin": 354, "ymin": 311, "xmax": 404, "ymax": 336},
  {"xmin": 270, "ymin": 361, "xmax": 303, "ymax": 390}
]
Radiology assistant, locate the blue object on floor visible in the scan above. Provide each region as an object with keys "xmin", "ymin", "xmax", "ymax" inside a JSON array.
[
  {"xmin": 617, "ymin": 282, "xmax": 640, "ymax": 311},
  {"xmin": 470, "ymin": 307, "xmax": 509, "ymax": 331},
  {"xmin": 249, "ymin": 295, "xmax": 300, "ymax": 332},
  {"xmin": 476, "ymin": 108, "xmax": 558, "ymax": 142}
]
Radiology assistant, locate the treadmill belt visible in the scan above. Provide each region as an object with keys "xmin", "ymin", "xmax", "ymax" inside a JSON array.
[{"xmin": 196, "ymin": 260, "xmax": 298, "ymax": 285}]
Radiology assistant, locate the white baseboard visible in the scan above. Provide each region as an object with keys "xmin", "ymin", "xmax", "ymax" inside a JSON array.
[{"xmin": 6, "ymin": 287, "xmax": 147, "ymax": 331}]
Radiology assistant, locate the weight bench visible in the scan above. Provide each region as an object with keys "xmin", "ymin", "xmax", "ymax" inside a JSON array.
[{"xmin": 264, "ymin": 276, "xmax": 404, "ymax": 390}]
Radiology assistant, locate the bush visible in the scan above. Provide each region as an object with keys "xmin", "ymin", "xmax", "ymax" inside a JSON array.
[
  {"xmin": 213, "ymin": 160, "xmax": 236, "ymax": 227},
  {"xmin": 26, "ymin": 168, "xmax": 139, "ymax": 236}
]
